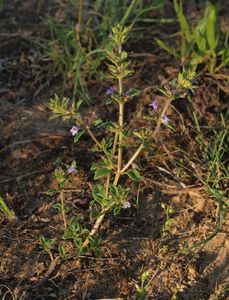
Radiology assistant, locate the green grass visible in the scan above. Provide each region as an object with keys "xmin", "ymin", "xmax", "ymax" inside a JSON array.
[
  {"xmin": 156, "ymin": 0, "xmax": 229, "ymax": 73},
  {"xmin": 187, "ymin": 109, "xmax": 228, "ymax": 250},
  {"xmin": 35, "ymin": 0, "xmax": 165, "ymax": 102},
  {"xmin": 0, "ymin": 195, "xmax": 16, "ymax": 221}
]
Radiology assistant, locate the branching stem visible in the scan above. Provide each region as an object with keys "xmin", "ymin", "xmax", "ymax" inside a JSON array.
[{"xmin": 121, "ymin": 97, "xmax": 173, "ymax": 174}]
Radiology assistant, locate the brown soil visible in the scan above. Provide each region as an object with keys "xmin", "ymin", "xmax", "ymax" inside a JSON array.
[{"xmin": 0, "ymin": 1, "xmax": 228, "ymax": 299}]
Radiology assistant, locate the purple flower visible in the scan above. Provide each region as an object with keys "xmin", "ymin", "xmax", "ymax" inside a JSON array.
[
  {"xmin": 161, "ymin": 115, "xmax": 169, "ymax": 125},
  {"xmin": 149, "ymin": 100, "xmax": 158, "ymax": 110},
  {"xmin": 106, "ymin": 87, "xmax": 115, "ymax": 96},
  {"xmin": 70, "ymin": 126, "xmax": 79, "ymax": 136},
  {"xmin": 123, "ymin": 201, "xmax": 131, "ymax": 209},
  {"xmin": 68, "ymin": 166, "xmax": 76, "ymax": 174}
]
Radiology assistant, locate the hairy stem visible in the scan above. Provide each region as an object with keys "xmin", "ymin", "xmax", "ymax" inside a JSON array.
[
  {"xmin": 113, "ymin": 44, "xmax": 124, "ymax": 186},
  {"xmin": 112, "ymin": 132, "xmax": 119, "ymax": 157},
  {"xmin": 80, "ymin": 209, "xmax": 108, "ymax": 250},
  {"xmin": 121, "ymin": 143, "xmax": 144, "ymax": 174}
]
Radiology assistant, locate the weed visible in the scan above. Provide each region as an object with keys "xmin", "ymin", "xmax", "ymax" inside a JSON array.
[
  {"xmin": 46, "ymin": 24, "xmax": 195, "ymax": 260},
  {"xmin": 156, "ymin": 0, "xmax": 229, "ymax": 73},
  {"xmin": 161, "ymin": 203, "xmax": 174, "ymax": 237},
  {"xmin": 135, "ymin": 269, "xmax": 153, "ymax": 300},
  {"xmin": 0, "ymin": 195, "xmax": 16, "ymax": 222},
  {"xmin": 186, "ymin": 110, "xmax": 228, "ymax": 250}
]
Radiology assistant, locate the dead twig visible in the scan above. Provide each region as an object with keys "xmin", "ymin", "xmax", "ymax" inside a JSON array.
[{"xmin": 31, "ymin": 256, "xmax": 59, "ymax": 290}]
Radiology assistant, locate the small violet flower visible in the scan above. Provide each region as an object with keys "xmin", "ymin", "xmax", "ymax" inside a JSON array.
[
  {"xmin": 149, "ymin": 100, "xmax": 158, "ymax": 110},
  {"xmin": 70, "ymin": 126, "xmax": 79, "ymax": 136},
  {"xmin": 68, "ymin": 166, "xmax": 76, "ymax": 174},
  {"xmin": 123, "ymin": 201, "xmax": 131, "ymax": 209},
  {"xmin": 106, "ymin": 87, "xmax": 115, "ymax": 96},
  {"xmin": 161, "ymin": 115, "xmax": 169, "ymax": 125}
]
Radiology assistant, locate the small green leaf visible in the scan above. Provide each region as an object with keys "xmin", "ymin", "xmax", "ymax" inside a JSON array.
[
  {"xmin": 53, "ymin": 203, "xmax": 62, "ymax": 212},
  {"xmin": 94, "ymin": 168, "xmax": 111, "ymax": 180},
  {"xmin": 106, "ymin": 97, "xmax": 114, "ymax": 105},
  {"xmin": 58, "ymin": 245, "xmax": 67, "ymax": 259},
  {"xmin": 90, "ymin": 210, "xmax": 100, "ymax": 219},
  {"xmin": 74, "ymin": 130, "xmax": 85, "ymax": 143},
  {"xmin": 93, "ymin": 119, "xmax": 103, "ymax": 127},
  {"xmin": 127, "ymin": 168, "xmax": 141, "ymax": 181},
  {"xmin": 155, "ymin": 38, "xmax": 178, "ymax": 58},
  {"xmin": 46, "ymin": 189, "xmax": 59, "ymax": 196},
  {"xmin": 76, "ymin": 99, "xmax": 83, "ymax": 112}
]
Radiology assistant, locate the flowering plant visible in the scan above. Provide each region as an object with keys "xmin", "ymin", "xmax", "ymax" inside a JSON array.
[{"xmin": 48, "ymin": 24, "xmax": 195, "ymax": 255}]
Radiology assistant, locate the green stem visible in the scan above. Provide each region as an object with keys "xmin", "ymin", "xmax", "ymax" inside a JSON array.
[
  {"xmin": 86, "ymin": 126, "xmax": 103, "ymax": 149},
  {"xmin": 80, "ymin": 43, "xmax": 125, "ymax": 250},
  {"xmin": 121, "ymin": 143, "xmax": 144, "ymax": 174},
  {"xmin": 60, "ymin": 190, "xmax": 67, "ymax": 229},
  {"xmin": 105, "ymin": 173, "xmax": 111, "ymax": 197},
  {"xmin": 76, "ymin": 117, "xmax": 114, "ymax": 167},
  {"xmin": 113, "ymin": 102, "xmax": 124, "ymax": 186},
  {"xmin": 112, "ymin": 132, "xmax": 119, "ymax": 156},
  {"xmin": 76, "ymin": 0, "xmax": 83, "ymax": 48},
  {"xmin": 113, "ymin": 44, "xmax": 124, "ymax": 186}
]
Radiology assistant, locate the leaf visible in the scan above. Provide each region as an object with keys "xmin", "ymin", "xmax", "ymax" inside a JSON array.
[
  {"xmin": 194, "ymin": 19, "xmax": 207, "ymax": 53},
  {"xmin": 106, "ymin": 97, "xmax": 114, "ymax": 105},
  {"xmin": 94, "ymin": 168, "xmax": 111, "ymax": 180},
  {"xmin": 133, "ymin": 131, "xmax": 144, "ymax": 140},
  {"xmin": 127, "ymin": 168, "xmax": 141, "ymax": 181},
  {"xmin": 173, "ymin": 0, "xmax": 191, "ymax": 43},
  {"xmin": 90, "ymin": 210, "xmax": 100, "ymax": 219},
  {"xmin": 120, "ymin": 51, "xmax": 128, "ymax": 60},
  {"xmin": 155, "ymin": 38, "xmax": 177, "ymax": 58},
  {"xmin": 46, "ymin": 189, "xmax": 59, "ymax": 196},
  {"xmin": 205, "ymin": 2, "xmax": 217, "ymax": 51},
  {"xmin": 76, "ymin": 99, "xmax": 83, "ymax": 112},
  {"xmin": 52, "ymin": 203, "xmax": 62, "ymax": 212},
  {"xmin": 92, "ymin": 184, "xmax": 105, "ymax": 201},
  {"xmin": 58, "ymin": 245, "xmax": 67, "ymax": 259},
  {"xmin": 93, "ymin": 119, "xmax": 103, "ymax": 127},
  {"xmin": 90, "ymin": 161, "xmax": 105, "ymax": 171},
  {"xmin": 73, "ymin": 130, "xmax": 85, "ymax": 143},
  {"xmin": 113, "ymin": 207, "xmax": 121, "ymax": 216},
  {"xmin": 0, "ymin": 196, "xmax": 16, "ymax": 221}
]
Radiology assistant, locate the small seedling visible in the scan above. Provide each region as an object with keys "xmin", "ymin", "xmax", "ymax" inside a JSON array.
[
  {"xmin": 39, "ymin": 235, "xmax": 56, "ymax": 254},
  {"xmin": 161, "ymin": 203, "xmax": 174, "ymax": 237},
  {"xmin": 62, "ymin": 217, "xmax": 89, "ymax": 252},
  {"xmin": 0, "ymin": 195, "xmax": 16, "ymax": 221},
  {"xmin": 135, "ymin": 269, "xmax": 153, "ymax": 300}
]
